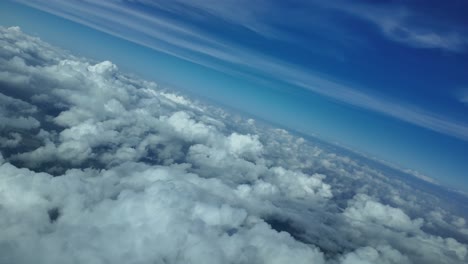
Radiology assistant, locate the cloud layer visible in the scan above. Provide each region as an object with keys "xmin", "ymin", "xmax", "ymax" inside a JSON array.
[{"xmin": 0, "ymin": 26, "xmax": 467, "ymax": 264}]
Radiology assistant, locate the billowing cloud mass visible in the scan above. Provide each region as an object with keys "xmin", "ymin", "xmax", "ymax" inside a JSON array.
[{"xmin": 0, "ymin": 26, "xmax": 467, "ymax": 264}]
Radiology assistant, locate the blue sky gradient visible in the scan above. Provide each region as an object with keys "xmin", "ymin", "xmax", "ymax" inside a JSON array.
[{"xmin": 1, "ymin": 0, "xmax": 467, "ymax": 190}]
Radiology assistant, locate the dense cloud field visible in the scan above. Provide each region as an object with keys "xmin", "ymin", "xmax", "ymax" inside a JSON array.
[{"xmin": 0, "ymin": 26, "xmax": 467, "ymax": 264}]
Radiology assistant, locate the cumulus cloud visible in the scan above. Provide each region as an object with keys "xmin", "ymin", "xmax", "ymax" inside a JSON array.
[
  {"xmin": 343, "ymin": 194, "xmax": 424, "ymax": 232},
  {"xmin": 0, "ymin": 93, "xmax": 39, "ymax": 130},
  {"xmin": 340, "ymin": 245, "xmax": 411, "ymax": 264},
  {"xmin": 0, "ymin": 26, "xmax": 467, "ymax": 264}
]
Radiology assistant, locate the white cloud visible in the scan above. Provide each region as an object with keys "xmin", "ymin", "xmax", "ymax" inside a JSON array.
[
  {"xmin": 321, "ymin": 1, "xmax": 468, "ymax": 52},
  {"xmin": 0, "ymin": 162, "xmax": 327, "ymax": 264},
  {"xmin": 0, "ymin": 93, "xmax": 39, "ymax": 130},
  {"xmin": 225, "ymin": 133, "xmax": 263, "ymax": 158},
  {"xmin": 0, "ymin": 132, "xmax": 22, "ymax": 148},
  {"xmin": 343, "ymin": 194, "xmax": 423, "ymax": 232},
  {"xmin": 403, "ymin": 169, "xmax": 439, "ymax": 185},
  {"xmin": 0, "ymin": 26, "xmax": 467, "ymax": 264},
  {"xmin": 340, "ymin": 245, "xmax": 411, "ymax": 264}
]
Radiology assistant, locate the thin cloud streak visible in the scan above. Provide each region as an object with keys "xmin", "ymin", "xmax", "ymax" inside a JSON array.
[
  {"xmin": 458, "ymin": 90, "xmax": 468, "ymax": 105},
  {"xmin": 14, "ymin": 0, "xmax": 468, "ymax": 141},
  {"xmin": 129, "ymin": 0, "xmax": 468, "ymax": 52},
  {"xmin": 124, "ymin": 0, "xmax": 285, "ymax": 39},
  {"xmin": 328, "ymin": 2, "xmax": 468, "ymax": 52}
]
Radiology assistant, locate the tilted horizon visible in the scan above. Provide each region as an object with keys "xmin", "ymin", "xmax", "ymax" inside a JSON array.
[{"xmin": 1, "ymin": 1, "xmax": 467, "ymax": 263}]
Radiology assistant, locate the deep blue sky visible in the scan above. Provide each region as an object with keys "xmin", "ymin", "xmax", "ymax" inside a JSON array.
[{"xmin": 1, "ymin": 0, "xmax": 467, "ymax": 191}]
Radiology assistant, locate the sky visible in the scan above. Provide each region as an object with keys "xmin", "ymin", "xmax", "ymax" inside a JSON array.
[{"xmin": 0, "ymin": 0, "xmax": 467, "ymax": 190}]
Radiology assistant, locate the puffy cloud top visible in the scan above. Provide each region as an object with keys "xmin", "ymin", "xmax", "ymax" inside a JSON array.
[{"xmin": 344, "ymin": 194, "xmax": 424, "ymax": 232}]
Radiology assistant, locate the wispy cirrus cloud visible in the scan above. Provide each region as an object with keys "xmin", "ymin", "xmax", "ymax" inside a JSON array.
[
  {"xmin": 12, "ymin": 0, "xmax": 468, "ymax": 141},
  {"xmin": 129, "ymin": 0, "xmax": 468, "ymax": 52},
  {"xmin": 457, "ymin": 90, "xmax": 468, "ymax": 105},
  {"xmin": 125, "ymin": 0, "xmax": 284, "ymax": 39},
  {"xmin": 326, "ymin": 2, "xmax": 468, "ymax": 52}
]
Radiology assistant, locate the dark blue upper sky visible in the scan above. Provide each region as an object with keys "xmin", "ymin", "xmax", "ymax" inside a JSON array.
[{"xmin": 1, "ymin": 0, "xmax": 467, "ymax": 190}]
